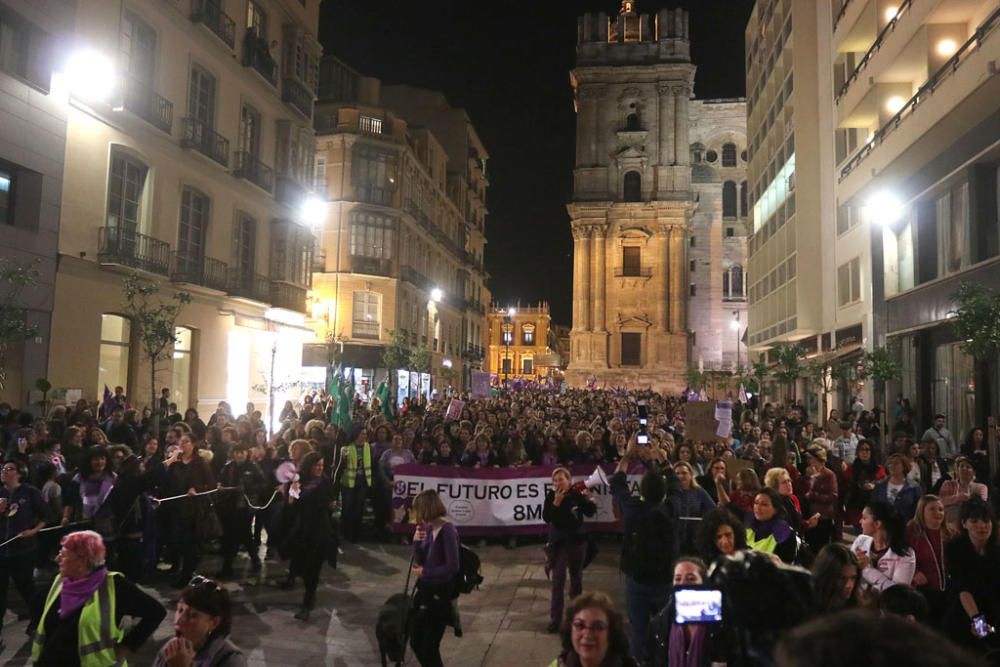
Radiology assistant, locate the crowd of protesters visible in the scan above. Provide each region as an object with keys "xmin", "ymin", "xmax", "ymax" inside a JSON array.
[{"xmin": 1, "ymin": 382, "xmax": 999, "ymax": 665}]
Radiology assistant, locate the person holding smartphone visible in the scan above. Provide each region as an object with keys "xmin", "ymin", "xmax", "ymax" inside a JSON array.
[{"xmin": 945, "ymin": 497, "xmax": 1000, "ymax": 651}]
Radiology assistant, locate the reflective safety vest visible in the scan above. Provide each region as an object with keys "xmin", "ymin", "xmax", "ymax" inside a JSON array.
[
  {"xmin": 32, "ymin": 572, "xmax": 127, "ymax": 667},
  {"xmin": 745, "ymin": 528, "xmax": 778, "ymax": 555},
  {"xmin": 343, "ymin": 443, "xmax": 373, "ymax": 489}
]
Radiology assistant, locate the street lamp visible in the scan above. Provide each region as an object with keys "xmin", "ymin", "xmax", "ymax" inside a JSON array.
[
  {"xmin": 300, "ymin": 195, "xmax": 326, "ymax": 229},
  {"xmin": 502, "ymin": 307, "xmax": 515, "ymax": 388},
  {"xmin": 731, "ymin": 311, "xmax": 741, "ymax": 371},
  {"xmin": 866, "ymin": 191, "xmax": 903, "ymax": 226},
  {"xmin": 64, "ymin": 49, "xmax": 116, "ymax": 104}
]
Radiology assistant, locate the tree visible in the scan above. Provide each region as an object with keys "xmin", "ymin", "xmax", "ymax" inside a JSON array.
[
  {"xmin": 857, "ymin": 343, "xmax": 902, "ymax": 435},
  {"xmin": 122, "ymin": 274, "xmax": 190, "ymax": 437},
  {"xmin": 804, "ymin": 351, "xmax": 852, "ymax": 424},
  {"xmin": 772, "ymin": 343, "xmax": 805, "ymax": 403},
  {"xmin": 409, "ymin": 347, "xmax": 432, "ymax": 374},
  {"xmin": 684, "ymin": 367, "xmax": 705, "ymax": 392},
  {"xmin": 0, "ymin": 258, "xmax": 40, "ymax": 393},
  {"xmin": 952, "ymin": 282, "xmax": 1000, "ymax": 362},
  {"xmin": 381, "ymin": 329, "xmax": 412, "ymax": 407}
]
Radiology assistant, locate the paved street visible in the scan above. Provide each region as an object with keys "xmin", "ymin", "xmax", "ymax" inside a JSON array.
[{"xmin": 0, "ymin": 538, "xmax": 626, "ymax": 666}]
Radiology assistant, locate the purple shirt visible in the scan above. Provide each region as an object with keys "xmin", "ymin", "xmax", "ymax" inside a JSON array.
[{"xmin": 413, "ymin": 521, "xmax": 460, "ymax": 585}]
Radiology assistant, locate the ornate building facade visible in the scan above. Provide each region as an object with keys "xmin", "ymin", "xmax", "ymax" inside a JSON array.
[{"xmin": 566, "ymin": 2, "xmax": 748, "ymax": 391}]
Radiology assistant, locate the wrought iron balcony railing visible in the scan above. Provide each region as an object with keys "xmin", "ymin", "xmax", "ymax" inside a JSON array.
[
  {"xmin": 282, "ymin": 76, "xmax": 314, "ymax": 119},
  {"xmin": 226, "ymin": 267, "xmax": 270, "ymax": 303},
  {"xmin": 233, "ymin": 151, "xmax": 274, "ymax": 193},
  {"xmin": 121, "ymin": 78, "xmax": 172, "ymax": 134},
  {"xmin": 242, "ymin": 32, "xmax": 276, "ymax": 85},
  {"xmin": 191, "ymin": 0, "xmax": 235, "ymax": 49},
  {"xmin": 97, "ymin": 226, "xmax": 170, "ymax": 276},
  {"xmin": 170, "ymin": 252, "xmax": 229, "ymax": 291},
  {"xmin": 614, "ymin": 266, "xmax": 653, "ymax": 278},
  {"xmin": 182, "ymin": 117, "xmax": 230, "ymax": 167},
  {"xmin": 269, "ymin": 281, "xmax": 307, "ymax": 312},
  {"xmin": 350, "ymin": 254, "xmax": 392, "ymax": 277},
  {"xmin": 352, "ymin": 319, "xmax": 380, "ymax": 340}
]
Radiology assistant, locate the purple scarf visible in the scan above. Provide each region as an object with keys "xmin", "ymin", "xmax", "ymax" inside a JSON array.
[
  {"xmin": 668, "ymin": 623, "xmax": 706, "ymax": 667},
  {"xmin": 59, "ymin": 567, "xmax": 108, "ymax": 618}
]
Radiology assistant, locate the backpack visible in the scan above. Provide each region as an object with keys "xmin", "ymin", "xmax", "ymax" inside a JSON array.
[
  {"xmin": 623, "ymin": 504, "xmax": 676, "ymax": 585},
  {"xmin": 453, "ymin": 544, "xmax": 484, "ymax": 596}
]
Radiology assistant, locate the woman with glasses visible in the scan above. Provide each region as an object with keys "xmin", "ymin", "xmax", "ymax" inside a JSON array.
[
  {"xmin": 154, "ymin": 576, "xmax": 245, "ymax": 667},
  {"xmin": 550, "ymin": 591, "xmax": 637, "ymax": 667},
  {"xmin": 31, "ymin": 530, "xmax": 165, "ymax": 665}
]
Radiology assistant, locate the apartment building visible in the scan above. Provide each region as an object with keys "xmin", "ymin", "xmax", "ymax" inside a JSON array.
[
  {"xmin": 488, "ymin": 303, "xmax": 559, "ymax": 384},
  {"xmin": 312, "ymin": 57, "xmax": 489, "ymax": 394},
  {"xmin": 834, "ymin": 0, "xmax": 1000, "ymax": 434},
  {"xmin": 47, "ymin": 0, "xmax": 321, "ymax": 419},
  {"xmin": 0, "ymin": 2, "xmax": 71, "ymax": 407}
]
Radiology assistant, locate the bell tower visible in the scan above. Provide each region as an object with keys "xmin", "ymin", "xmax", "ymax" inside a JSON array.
[{"xmin": 566, "ymin": 4, "xmax": 696, "ymax": 392}]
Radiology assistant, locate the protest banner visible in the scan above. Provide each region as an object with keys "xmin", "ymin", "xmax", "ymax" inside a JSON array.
[
  {"xmin": 390, "ymin": 463, "xmax": 643, "ymax": 536},
  {"xmin": 471, "ymin": 371, "xmax": 490, "ymax": 399},
  {"xmin": 445, "ymin": 399, "xmax": 465, "ymax": 420},
  {"xmin": 685, "ymin": 400, "xmax": 719, "ymax": 442}
]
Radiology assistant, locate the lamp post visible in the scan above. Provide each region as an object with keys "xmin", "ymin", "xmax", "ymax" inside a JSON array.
[
  {"xmin": 731, "ymin": 311, "xmax": 741, "ymax": 371},
  {"xmin": 502, "ymin": 307, "xmax": 515, "ymax": 388}
]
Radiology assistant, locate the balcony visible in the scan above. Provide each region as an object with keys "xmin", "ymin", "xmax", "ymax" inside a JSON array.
[
  {"xmin": 400, "ymin": 265, "xmax": 434, "ymax": 292},
  {"xmin": 462, "ymin": 344, "xmax": 485, "ymax": 361},
  {"xmin": 233, "ymin": 151, "xmax": 274, "ymax": 193},
  {"xmin": 269, "ymin": 281, "xmax": 307, "ymax": 312},
  {"xmin": 226, "ymin": 267, "xmax": 270, "ymax": 303},
  {"xmin": 182, "ymin": 117, "xmax": 229, "ymax": 167},
  {"xmin": 242, "ymin": 33, "xmax": 276, "ymax": 85},
  {"xmin": 352, "ymin": 319, "xmax": 381, "ymax": 340},
  {"xmin": 614, "ymin": 267, "xmax": 653, "ymax": 278},
  {"xmin": 350, "ymin": 254, "xmax": 392, "ymax": 277},
  {"xmin": 191, "ymin": 0, "xmax": 235, "ymax": 49},
  {"xmin": 97, "ymin": 226, "xmax": 170, "ymax": 276},
  {"xmin": 356, "ymin": 184, "xmax": 393, "ymax": 206},
  {"xmin": 282, "ymin": 77, "xmax": 314, "ymax": 119},
  {"xmin": 170, "ymin": 252, "xmax": 229, "ymax": 291},
  {"xmin": 120, "ymin": 78, "xmax": 172, "ymax": 134},
  {"xmin": 276, "ymin": 174, "xmax": 307, "ymax": 206}
]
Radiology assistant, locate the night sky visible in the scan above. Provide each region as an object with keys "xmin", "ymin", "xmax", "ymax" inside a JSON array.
[{"xmin": 318, "ymin": 1, "xmax": 755, "ymax": 326}]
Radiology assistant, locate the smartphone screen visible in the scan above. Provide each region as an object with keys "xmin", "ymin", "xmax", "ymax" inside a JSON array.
[
  {"xmin": 974, "ymin": 616, "xmax": 992, "ymax": 638},
  {"xmin": 674, "ymin": 588, "xmax": 723, "ymax": 624},
  {"xmin": 637, "ymin": 434, "xmax": 649, "ymax": 445}
]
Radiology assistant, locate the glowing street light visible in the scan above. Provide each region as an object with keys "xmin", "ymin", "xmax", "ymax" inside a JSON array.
[
  {"xmin": 430, "ymin": 287, "xmax": 443, "ymax": 303},
  {"xmin": 299, "ymin": 195, "xmax": 326, "ymax": 228},
  {"xmin": 64, "ymin": 49, "xmax": 116, "ymax": 104},
  {"xmin": 866, "ymin": 191, "xmax": 904, "ymax": 226}
]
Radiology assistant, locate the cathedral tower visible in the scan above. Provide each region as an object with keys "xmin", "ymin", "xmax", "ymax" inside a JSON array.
[{"xmin": 566, "ymin": 2, "xmax": 697, "ymax": 392}]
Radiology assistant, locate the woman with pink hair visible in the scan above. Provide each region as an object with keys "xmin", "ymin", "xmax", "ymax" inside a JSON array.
[{"xmin": 31, "ymin": 530, "xmax": 165, "ymax": 665}]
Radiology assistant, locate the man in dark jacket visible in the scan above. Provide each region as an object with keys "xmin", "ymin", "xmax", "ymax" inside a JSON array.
[{"xmin": 610, "ymin": 438, "xmax": 680, "ymax": 663}]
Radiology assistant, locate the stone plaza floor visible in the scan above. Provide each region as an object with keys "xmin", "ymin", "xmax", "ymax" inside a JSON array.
[{"xmin": 0, "ymin": 537, "xmax": 627, "ymax": 666}]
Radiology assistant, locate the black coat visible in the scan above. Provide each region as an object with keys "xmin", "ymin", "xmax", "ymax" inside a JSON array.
[{"xmin": 542, "ymin": 489, "xmax": 596, "ymax": 545}]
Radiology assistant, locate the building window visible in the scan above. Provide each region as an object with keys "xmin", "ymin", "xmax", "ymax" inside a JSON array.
[
  {"xmin": 238, "ymin": 104, "xmax": 262, "ymax": 156},
  {"xmin": 723, "ymin": 271, "xmax": 730, "ymax": 298},
  {"xmin": 178, "ymin": 187, "xmax": 209, "ymax": 264},
  {"xmin": 522, "ymin": 358, "xmax": 533, "ymax": 375},
  {"xmin": 349, "ymin": 211, "xmax": 393, "ymax": 259},
  {"xmin": 170, "ymin": 326, "xmax": 194, "ymax": 410},
  {"xmin": 732, "ymin": 266, "xmax": 743, "ymax": 297},
  {"xmin": 726, "ymin": 227, "xmax": 735, "ymax": 238},
  {"xmin": 937, "ymin": 182, "xmax": 970, "ymax": 276},
  {"xmin": 689, "ymin": 284, "xmax": 696, "ymax": 296},
  {"xmin": 837, "ymin": 257, "xmax": 861, "ymax": 307},
  {"xmin": 522, "ymin": 323, "xmax": 535, "ymax": 345},
  {"xmin": 740, "ymin": 181, "xmax": 748, "ymax": 217},
  {"xmin": 188, "ymin": 65, "xmax": 216, "ymax": 127},
  {"xmin": 623, "ymin": 171, "xmax": 641, "ymax": 202},
  {"xmin": 723, "ymin": 181, "xmax": 737, "ymax": 218},
  {"xmin": 351, "ymin": 290, "xmax": 380, "ymax": 339},
  {"xmin": 689, "ymin": 260, "xmax": 696, "ymax": 272},
  {"xmin": 314, "ymin": 156, "xmax": 326, "ymax": 191},
  {"xmin": 231, "ymin": 211, "xmax": 256, "ymax": 274},
  {"xmin": 621, "ymin": 332, "xmax": 641, "ymax": 366},
  {"xmin": 0, "ymin": 9, "xmax": 49, "ymax": 90},
  {"xmin": 106, "ymin": 152, "xmax": 148, "ymax": 234},
  {"xmin": 353, "ymin": 145, "xmax": 396, "ymax": 205},
  {"xmin": 625, "ymin": 112, "xmax": 640, "ymax": 131},
  {"xmin": 622, "ymin": 246, "xmax": 641, "ymax": 276},
  {"xmin": 690, "ymin": 235, "xmax": 696, "ymax": 247},
  {"xmin": 722, "ymin": 143, "xmax": 738, "ymax": 167},
  {"xmin": 98, "ymin": 314, "xmax": 131, "ymax": 399},
  {"xmin": 359, "ymin": 115, "xmax": 383, "ymax": 134},
  {"xmin": 502, "ymin": 357, "xmax": 512, "ymax": 374},
  {"xmin": 122, "ymin": 12, "xmax": 156, "ymax": 85},
  {"xmin": 706, "ymin": 149, "xmax": 718, "ymax": 163},
  {"xmin": 270, "ymin": 219, "xmax": 313, "ymax": 286},
  {"xmin": 246, "ymin": 0, "xmax": 267, "ymax": 39}
]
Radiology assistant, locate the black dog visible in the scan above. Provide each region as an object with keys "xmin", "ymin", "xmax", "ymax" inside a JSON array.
[{"xmin": 376, "ymin": 592, "xmax": 411, "ymax": 667}]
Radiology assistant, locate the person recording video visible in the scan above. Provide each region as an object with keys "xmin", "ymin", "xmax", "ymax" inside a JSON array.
[{"xmin": 544, "ymin": 467, "xmax": 596, "ymax": 634}]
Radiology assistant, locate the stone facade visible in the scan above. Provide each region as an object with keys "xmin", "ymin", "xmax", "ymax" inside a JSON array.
[{"xmin": 566, "ymin": 2, "xmax": 748, "ymax": 392}]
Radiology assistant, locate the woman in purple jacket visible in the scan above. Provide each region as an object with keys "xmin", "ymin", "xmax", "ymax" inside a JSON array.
[{"xmin": 410, "ymin": 490, "xmax": 460, "ymax": 667}]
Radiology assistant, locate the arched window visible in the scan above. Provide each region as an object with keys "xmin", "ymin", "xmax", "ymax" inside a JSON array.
[
  {"xmin": 722, "ymin": 271, "xmax": 731, "ymax": 298},
  {"xmin": 739, "ymin": 181, "xmax": 748, "ymax": 217},
  {"xmin": 722, "ymin": 143, "xmax": 738, "ymax": 167},
  {"xmin": 98, "ymin": 314, "xmax": 131, "ymax": 400},
  {"xmin": 722, "ymin": 181, "xmax": 737, "ymax": 218},
  {"xmin": 623, "ymin": 171, "xmax": 641, "ymax": 202},
  {"xmin": 171, "ymin": 326, "xmax": 194, "ymax": 410},
  {"xmin": 625, "ymin": 113, "xmax": 640, "ymax": 131}
]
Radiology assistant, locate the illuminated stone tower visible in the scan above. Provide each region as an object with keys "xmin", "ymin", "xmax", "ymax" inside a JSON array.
[{"xmin": 566, "ymin": 2, "xmax": 697, "ymax": 392}]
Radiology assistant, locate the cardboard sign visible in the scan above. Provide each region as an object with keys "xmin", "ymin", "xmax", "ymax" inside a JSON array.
[
  {"xmin": 445, "ymin": 399, "xmax": 465, "ymax": 421},
  {"xmin": 685, "ymin": 400, "xmax": 719, "ymax": 442}
]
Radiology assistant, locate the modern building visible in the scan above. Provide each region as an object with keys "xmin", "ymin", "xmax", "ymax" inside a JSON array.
[
  {"xmin": 745, "ymin": 0, "xmax": 840, "ymax": 382},
  {"xmin": 488, "ymin": 303, "xmax": 560, "ymax": 385},
  {"xmin": 311, "ymin": 57, "xmax": 489, "ymax": 395},
  {"xmin": 566, "ymin": 2, "xmax": 749, "ymax": 392},
  {"xmin": 834, "ymin": 0, "xmax": 1000, "ymax": 435},
  {"xmin": 47, "ymin": 0, "xmax": 321, "ymax": 423},
  {"xmin": 0, "ymin": 1, "xmax": 72, "ymax": 409}
]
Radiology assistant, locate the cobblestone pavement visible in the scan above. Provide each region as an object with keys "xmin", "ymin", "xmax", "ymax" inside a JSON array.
[{"xmin": 1, "ymin": 537, "xmax": 626, "ymax": 666}]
